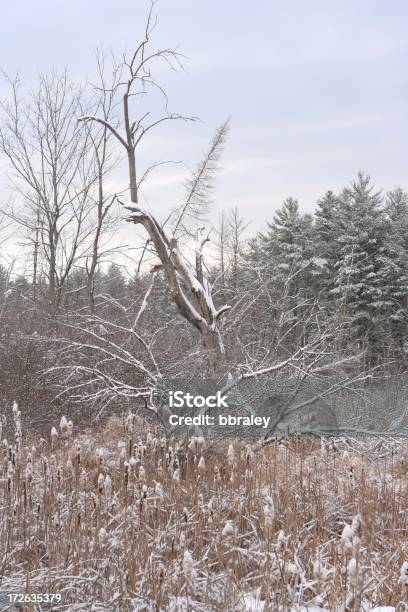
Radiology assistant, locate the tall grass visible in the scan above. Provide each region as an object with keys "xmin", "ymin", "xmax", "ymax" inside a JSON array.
[{"xmin": 0, "ymin": 407, "xmax": 407, "ymax": 611}]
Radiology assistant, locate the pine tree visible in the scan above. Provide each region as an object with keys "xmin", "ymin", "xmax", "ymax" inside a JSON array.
[
  {"xmin": 258, "ymin": 197, "xmax": 318, "ymax": 349},
  {"xmin": 332, "ymin": 173, "xmax": 388, "ymax": 366},
  {"xmin": 101, "ymin": 264, "xmax": 127, "ymax": 301},
  {"xmin": 314, "ymin": 190, "xmax": 342, "ymax": 296},
  {"xmin": 382, "ymin": 187, "xmax": 408, "ymax": 359}
]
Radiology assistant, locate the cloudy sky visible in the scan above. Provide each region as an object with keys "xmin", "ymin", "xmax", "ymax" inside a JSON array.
[{"xmin": 0, "ymin": 0, "xmax": 407, "ymax": 245}]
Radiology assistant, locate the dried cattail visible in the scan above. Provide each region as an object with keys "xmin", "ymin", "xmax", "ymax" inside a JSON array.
[
  {"xmin": 119, "ymin": 445, "xmax": 127, "ymax": 462},
  {"xmin": 25, "ymin": 461, "xmax": 33, "ymax": 484},
  {"xmin": 246, "ymin": 444, "xmax": 254, "ymax": 465},
  {"xmin": 400, "ymin": 561, "xmax": 408, "ymax": 586},
  {"xmin": 12, "ymin": 402, "xmax": 22, "ymax": 449},
  {"xmin": 263, "ymin": 496, "xmax": 274, "ymax": 529},
  {"xmin": 96, "ymin": 447, "xmax": 105, "ymax": 466},
  {"xmin": 67, "ymin": 457, "xmax": 75, "ymax": 478},
  {"xmin": 195, "ymin": 436, "xmax": 205, "ymax": 451},
  {"xmin": 155, "ymin": 482, "xmax": 164, "ymax": 498},
  {"xmin": 59, "ymin": 416, "xmax": 69, "ymax": 438},
  {"xmin": 7, "ymin": 461, "xmax": 13, "ymax": 493},
  {"xmin": 75, "ymin": 443, "xmax": 81, "ymax": 465},
  {"xmin": 340, "ymin": 523, "xmax": 354, "ymax": 553},
  {"xmin": 137, "ymin": 438, "xmax": 145, "ymax": 460},
  {"xmin": 126, "ymin": 412, "xmax": 135, "ymax": 433},
  {"xmin": 51, "ymin": 427, "xmax": 58, "ymax": 449},
  {"xmin": 351, "ymin": 513, "xmax": 363, "ymax": 536},
  {"xmin": 182, "ymin": 550, "xmax": 196, "ymax": 585},
  {"xmin": 197, "ymin": 455, "xmax": 206, "ymax": 474},
  {"xmin": 79, "ymin": 469, "xmax": 87, "ymax": 490},
  {"xmin": 99, "ymin": 527, "xmax": 108, "ymax": 545},
  {"xmin": 276, "ymin": 530, "xmax": 288, "ymax": 552},
  {"xmin": 222, "ymin": 519, "xmax": 236, "ymax": 538},
  {"xmin": 42, "ymin": 457, "xmax": 48, "ymax": 475},
  {"xmin": 347, "ymin": 557, "xmax": 357, "ymax": 585},
  {"xmin": 227, "ymin": 443, "xmax": 235, "ymax": 466},
  {"xmin": 104, "ymin": 475, "xmax": 112, "ymax": 497},
  {"xmin": 97, "ymin": 473, "xmax": 105, "ymax": 494}
]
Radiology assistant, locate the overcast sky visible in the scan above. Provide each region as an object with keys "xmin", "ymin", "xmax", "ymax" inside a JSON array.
[{"xmin": 1, "ymin": 0, "xmax": 407, "ymax": 242}]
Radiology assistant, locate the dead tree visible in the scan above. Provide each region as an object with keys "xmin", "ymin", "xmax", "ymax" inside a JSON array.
[
  {"xmin": 79, "ymin": 5, "xmax": 231, "ymax": 377},
  {"xmin": 46, "ymin": 283, "xmax": 162, "ymax": 416}
]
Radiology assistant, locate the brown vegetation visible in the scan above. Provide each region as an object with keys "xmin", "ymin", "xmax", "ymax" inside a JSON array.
[{"xmin": 0, "ymin": 407, "xmax": 407, "ymax": 610}]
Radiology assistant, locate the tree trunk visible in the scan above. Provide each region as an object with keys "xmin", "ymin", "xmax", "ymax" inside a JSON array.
[
  {"xmin": 48, "ymin": 241, "xmax": 57, "ymax": 315},
  {"xmin": 202, "ymin": 327, "xmax": 227, "ymax": 378},
  {"xmin": 128, "ymin": 148, "xmax": 138, "ymax": 205},
  {"xmin": 33, "ymin": 221, "xmax": 39, "ymax": 303}
]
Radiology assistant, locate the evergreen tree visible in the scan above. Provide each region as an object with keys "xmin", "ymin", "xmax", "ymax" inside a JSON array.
[
  {"xmin": 382, "ymin": 187, "xmax": 408, "ymax": 359},
  {"xmin": 101, "ymin": 264, "xmax": 127, "ymax": 301},
  {"xmin": 314, "ymin": 190, "xmax": 342, "ymax": 296},
  {"xmin": 258, "ymin": 197, "xmax": 318, "ymax": 349},
  {"xmin": 332, "ymin": 173, "xmax": 388, "ymax": 365}
]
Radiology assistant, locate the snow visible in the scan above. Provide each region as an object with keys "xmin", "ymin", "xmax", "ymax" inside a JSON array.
[{"xmin": 238, "ymin": 592, "xmax": 265, "ymax": 611}]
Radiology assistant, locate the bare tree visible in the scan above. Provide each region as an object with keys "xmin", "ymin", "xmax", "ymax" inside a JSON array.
[
  {"xmin": 79, "ymin": 5, "xmax": 231, "ymax": 377},
  {"xmin": 0, "ymin": 71, "xmax": 98, "ymax": 314},
  {"xmin": 82, "ymin": 52, "xmax": 122, "ymax": 313}
]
